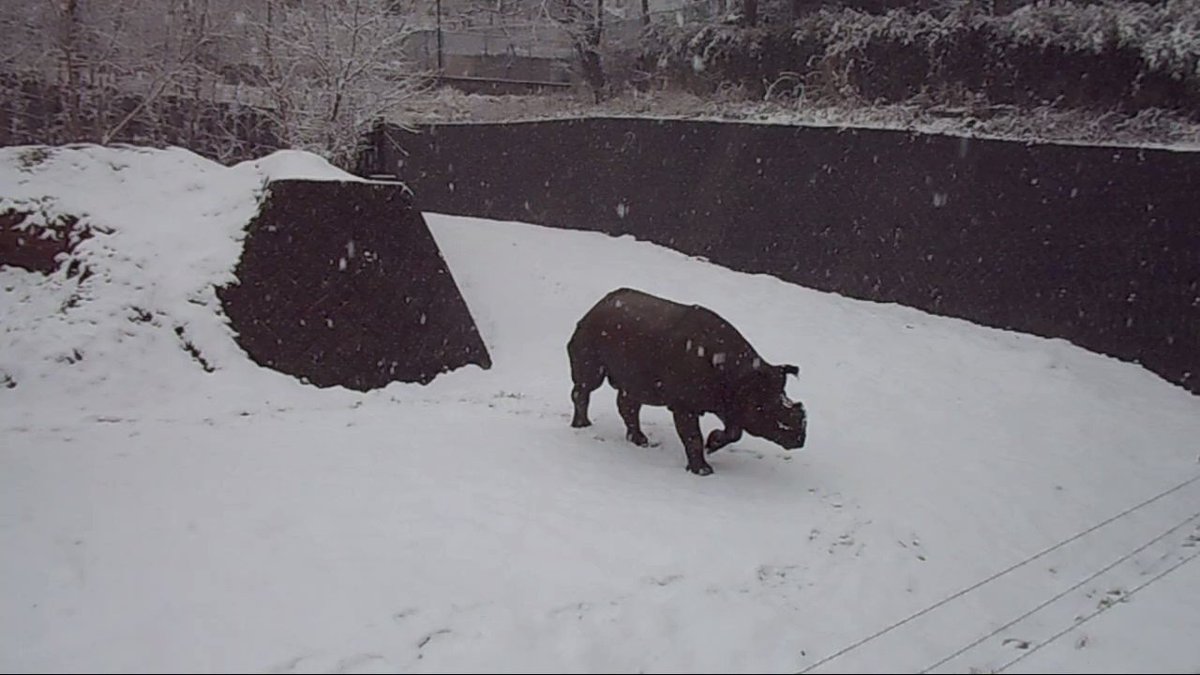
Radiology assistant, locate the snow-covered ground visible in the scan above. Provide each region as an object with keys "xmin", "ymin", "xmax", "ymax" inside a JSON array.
[{"xmin": 2, "ymin": 145, "xmax": 1198, "ymax": 673}]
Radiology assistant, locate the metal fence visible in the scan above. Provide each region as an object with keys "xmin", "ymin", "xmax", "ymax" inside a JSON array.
[{"xmin": 408, "ymin": 0, "xmax": 723, "ymax": 85}]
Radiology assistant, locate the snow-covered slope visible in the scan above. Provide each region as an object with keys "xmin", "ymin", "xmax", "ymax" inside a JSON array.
[{"xmin": 2, "ymin": 145, "xmax": 1198, "ymax": 673}]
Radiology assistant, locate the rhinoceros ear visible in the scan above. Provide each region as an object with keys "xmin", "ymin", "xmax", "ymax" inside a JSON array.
[{"xmin": 782, "ymin": 364, "xmax": 799, "ymax": 377}]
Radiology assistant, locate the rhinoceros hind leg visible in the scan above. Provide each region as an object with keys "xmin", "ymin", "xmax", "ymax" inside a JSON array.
[{"xmin": 618, "ymin": 390, "xmax": 648, "ymax": 446}]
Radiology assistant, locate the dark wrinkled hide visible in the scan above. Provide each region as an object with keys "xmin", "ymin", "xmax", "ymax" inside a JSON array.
[{"xmin": 569, "ymin": 288, "xmax": 806, "ymax": 476}]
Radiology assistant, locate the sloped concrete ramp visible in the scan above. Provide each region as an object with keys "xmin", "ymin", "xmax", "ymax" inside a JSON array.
[{"xmin": 219, "ymin": 179, "xmax": 491, "ymax": 390}]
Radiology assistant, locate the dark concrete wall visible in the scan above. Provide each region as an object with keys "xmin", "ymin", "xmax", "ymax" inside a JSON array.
[
  {"xmin": 219, "ymin": 179, "xmax": 491, "ymax": 391},
  {"xmin": 370, "ymin": 118, "xmax": 1200, "ymax": 394}
]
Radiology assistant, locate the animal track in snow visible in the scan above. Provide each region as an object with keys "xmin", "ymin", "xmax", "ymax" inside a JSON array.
[
  {"xmin": 332, "ymin": 653, "xmax": 384, "ymax": 673},
  {"xmin": 646, "ymin": 573, "xmax": 683, "ymax": 587},
  {"xmin": 416, "ymin": 628, "xmax": 452, "ymax": 659}
]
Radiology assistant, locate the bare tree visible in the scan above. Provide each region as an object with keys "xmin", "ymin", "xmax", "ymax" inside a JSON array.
[
  {"xmin": 98, "ymin": 0, "xmax": 231, "ymax": 144},
  {"xmin": 0, "ymin": 2, "xmax": 40, "ymax": 70},
  {"xmin": 540, "ymin": 0, "xmax": 607, "ymax": 102},
  {"xmin": 1, "ymin": 0, "xmax": 234, "ymax": 145},
  {"xmin": 251, "ymin": 0, "xmax": 429, "ymax": 166},
  {"xmin": 57, "ymin": 0, "xmax": 83, "ymax": 137},
  {"xmin": 1, "ymin": 0, "xmax": 428, "ymax": 166}
]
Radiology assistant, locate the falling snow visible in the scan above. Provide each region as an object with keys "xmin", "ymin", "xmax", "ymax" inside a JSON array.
[{"xmin": 1, "ymin": 146, "xmax": 1198, "ymax": 675}]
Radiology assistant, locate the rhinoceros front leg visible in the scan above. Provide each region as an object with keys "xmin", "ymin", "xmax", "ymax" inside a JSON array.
[
  {"xmin": 672, "ymin": 409, "xmax": 713, "ymax": 476},
  {"xmin": 706, "ymin": 424, "xmax": 743, "ymax": 454}
]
